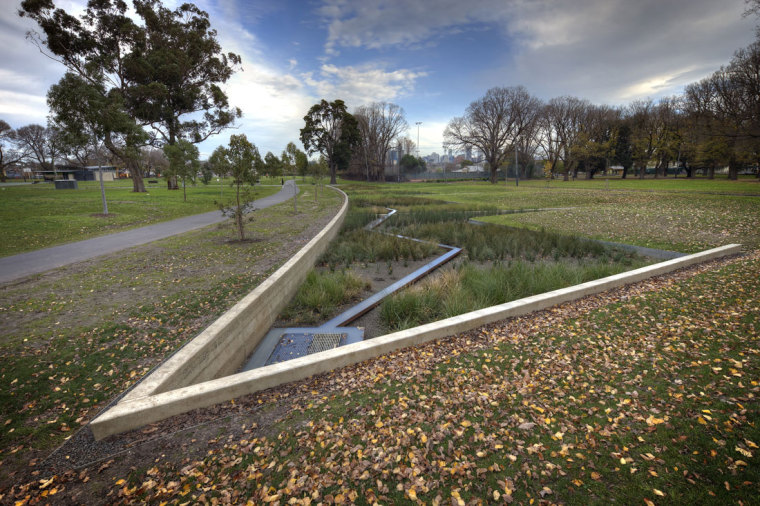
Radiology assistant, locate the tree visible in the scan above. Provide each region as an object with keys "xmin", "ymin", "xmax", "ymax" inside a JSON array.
[
  {"xmin": 208, "ymin": 145, "xmax": 231, "ymax": 179},
  {"xmin": 263, "ymin": 151, "xmax": 282, "ymax": 177},
  {"xmin": 300, "ymin": 99, "xmax": 360, "ymax": 184},
  {"xmin": 400, "ymin": 154, "xmax": 426, "ymax": 174},
  {"xmin": 20, "ymin": 0, "xmax": 149, "ymax": 191},
  {"xmin": 129, "ymin": 0, "xmax": 242, "ymax": 189},
  {"xmin": 308, "ymin": 157, "xmax": 328, "ymax": 200},
  {"xmin": 214, "ymin": 134, "xmax": 260, "ymax": 241},
  {"xmin": 48, "ymin": 70, "xmax": 139, "ymax": 216},
  {"xmin": 612, "ymin": 122, "xmax": 634, "ymax": 178},
  {"xmin": 354, "ymin": 102, "xmax": 408, "ymax": 181},
  {"xmin": 20, "ymin": 0, "xmax": 241, "ymax": 192},
  {"xmin": 0, "ymin": 121, "xmax": 28, "ymax": 182},
  {"xmin": 16, "ymin": 124, "xmax": 64, "ymax": 177},
  {"xmin": 537, "ymin": 96, "xmax": 588, "ymax": 181},
  {"xmin": 444, "ymin": 86, "xmax": 541, "ymax": 183},
  {"xmin": 163, "ymin": 140, "xmax": 199, "ymax": 202}
]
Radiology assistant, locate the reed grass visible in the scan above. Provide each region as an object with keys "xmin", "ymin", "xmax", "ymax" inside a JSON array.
[
  {"xmin": 280, "ymin": 269, "xmax": 370, "ymax": 324},
  {"xmin": 380, "ymin": 258, "xmax": 649, "ymax": 331}
]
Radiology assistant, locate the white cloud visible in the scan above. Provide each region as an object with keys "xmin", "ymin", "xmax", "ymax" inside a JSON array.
[
  {"xmin": 0, "ymin": 89, "xmax": 47, "ymax": 119},
  {"xmin": 303, "ymin": 64, "xmax": 425, "ymax": 107}
]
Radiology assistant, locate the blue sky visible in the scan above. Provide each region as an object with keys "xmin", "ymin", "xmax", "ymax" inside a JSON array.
[{"xmin": 1, "ymin": 0, "xmax": 756, "ymax": 158}]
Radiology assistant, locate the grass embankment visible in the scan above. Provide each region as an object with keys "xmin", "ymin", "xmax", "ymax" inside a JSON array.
[
  {"xmin": 0, "ymin": 187, "xmax": 340, "ymax": 466},
  {"xmin": 0, "ymin": 180, "xmax": 281, "ymax": 256},
  {"xmin": 76, "ymin": 249, "xmax": 759, "ymax": 504}
]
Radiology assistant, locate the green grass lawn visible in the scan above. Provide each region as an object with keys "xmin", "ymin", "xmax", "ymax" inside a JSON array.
[{"xmin": 0, "ymin": 179, "xmax": 281, "ymax": 257}]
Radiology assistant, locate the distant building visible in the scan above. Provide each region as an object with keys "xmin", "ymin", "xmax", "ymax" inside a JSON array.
[{"xmin": 36, "ymin": 165, "xmax": 121, "ymax": 182}]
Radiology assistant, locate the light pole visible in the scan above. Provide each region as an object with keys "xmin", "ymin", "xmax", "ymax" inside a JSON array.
[
  {"xmin": 415, "ymin": 122, "xmax": 422, "ymax": 158},
  {"xmin": 515, "ymin": 140, "xmax": 519, "ymax": 187}
]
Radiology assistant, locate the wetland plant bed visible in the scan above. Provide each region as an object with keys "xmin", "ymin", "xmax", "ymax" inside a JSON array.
[{"xmin": 380, "ymin": 256, "xmax": 651, "ymax": 331}]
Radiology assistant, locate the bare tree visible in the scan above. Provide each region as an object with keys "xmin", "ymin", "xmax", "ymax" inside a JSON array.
[
  {"xmin": 354, "ymin": 102, "xmax": 408, "ymax": 181},
  {"xmin": 16, "ymin": 124, "xmax": 64, "ymax": 177},
  {"xmin": 444, "ymin": 86, "xmax": 541, "ymax": 183},
  {"xmin": 0, "ymin": 120, "xmax": 29, "ymax": 182},
  {"xmin": 536, "ymin": 96, "xmax": 589, "ymax": 181}
]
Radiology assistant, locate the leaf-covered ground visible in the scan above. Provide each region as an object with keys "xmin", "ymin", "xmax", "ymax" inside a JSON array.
[
  {"xmin": 0, "ymin": 188, "xmax": 341, "ymax": 492},
  {"xmin": 5, "ymin": 251, "xmax": 757, "ymax": 504}
]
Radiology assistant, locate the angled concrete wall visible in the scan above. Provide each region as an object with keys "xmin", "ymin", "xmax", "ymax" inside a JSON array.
[
  {"xmin": 120, "ymin": 186, "xmax": 348, "ymax": 402},
  {"xmin": 90, "ymin": 243, "xmax": 741, "ymax": 439}
]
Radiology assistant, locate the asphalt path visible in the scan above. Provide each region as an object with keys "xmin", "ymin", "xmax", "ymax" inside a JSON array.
[{"xmin": 0, "ymin": 181, "xmax": 297, "ymax": 284}]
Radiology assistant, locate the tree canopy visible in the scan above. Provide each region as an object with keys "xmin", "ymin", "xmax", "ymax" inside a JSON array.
[
  {"xmin": 300, "ymin": 99, "xmax": 360, "ymax": 184},
  {"xmin": 20, "ymin": 0, "xmax": 241, "ymax": 192}
]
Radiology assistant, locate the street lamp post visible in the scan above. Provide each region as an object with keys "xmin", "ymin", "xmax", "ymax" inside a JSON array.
[
  {"xmin": 515, "ymin": 141, "xmax": 519, "ymax": 187},
  {"xmin": 415, "ymin": 122, "xmax": 422, "ymax": 158}
]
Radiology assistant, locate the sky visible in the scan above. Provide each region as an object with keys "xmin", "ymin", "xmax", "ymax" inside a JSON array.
[{"xmin": 1, "ymin": 0, "xmax": 757, "ymax": 159}]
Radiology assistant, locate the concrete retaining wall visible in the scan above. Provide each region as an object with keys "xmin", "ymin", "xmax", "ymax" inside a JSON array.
[
  {"xmin": 120, "ymin": 187, "xmax": 348, "ymax": 402},
  {"xmin": 90, "ymin": 243, "xmax": 741, "ymax": 439}
]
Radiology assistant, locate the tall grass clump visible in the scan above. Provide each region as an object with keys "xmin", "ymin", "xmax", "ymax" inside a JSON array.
[
  {"xmin": 391, "ymin": 221, "xmax": 630, "ymax": 262},
  {"xmin": 381, "ymin": 258, "xmax": 649, "ymax": 331},
  {"xmin": 320, "ymin": 230, "xmax": 440, "ymax": 266},
  {"xmin": 388, "ymin": 206, "xmax": 500, "ymax": 227},
  {"xmin": 280, "ymin": 269, "xmax": 370, "ymax": 324}
]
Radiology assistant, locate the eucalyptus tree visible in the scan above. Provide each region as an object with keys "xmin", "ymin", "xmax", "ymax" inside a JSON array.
[
  {"xmin": 300, "ymin": 99, "xmax": 361, "ymax": 184},
  {"xmin": 129, "ymin": 0, "xmax": 242, "ymax": 188},
  {"xmin": 445, "ymin": 86, "xmax": 541, "ymax": 184},
  {"xmin": 20, "ymin": 0, "xmax": 241, "ymax": 192},
  {"xmin": 20, "ymin": 0, "xmax": 149, "ymax": 191},
  {"xmin": 263, "ymin": 151, "xmax": 283, "ymax": 177},
  {"xmin": 163, "ymin": 140, "xmax": 200, "ymax": 202},
  {"xmin": 213, "ymin": 135, "xmax": 261, "ymax": 241}
]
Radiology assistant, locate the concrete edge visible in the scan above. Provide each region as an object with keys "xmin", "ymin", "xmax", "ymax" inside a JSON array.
[
  {"xmin": 120, "ymin": 186, "xmax": 348, "ymax": 402},
  {"xmin": 90, "ymin": 243, "xmax": 741, "ymax": 439}
]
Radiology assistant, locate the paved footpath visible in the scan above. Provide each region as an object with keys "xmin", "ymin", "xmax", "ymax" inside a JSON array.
[{"xmin": 0, "ymin": 181, "xmax": 297, "ymax": 284}]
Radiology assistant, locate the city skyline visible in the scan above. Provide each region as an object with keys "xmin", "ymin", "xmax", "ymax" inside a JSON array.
[{"xmin": 0, "ymin": 0, "xmax": 756, "ymax": 159}]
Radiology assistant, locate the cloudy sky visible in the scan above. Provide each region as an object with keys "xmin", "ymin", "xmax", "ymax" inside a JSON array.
[{"xmin": 1, "ymin": 0, "xmax": 756, "ymax": 158}]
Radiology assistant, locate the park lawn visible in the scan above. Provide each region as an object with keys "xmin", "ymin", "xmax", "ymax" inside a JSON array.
[
  {"xmin": 62, "ymin": 248, "xmax": 757, "ymax": 505},
  {"xmin": 0, "ymin": 186, "xmax": 340, "ymax": 468},
  {"xmin": 0, "ymin": 179, "xmax": 281, "ymax": 257},
  {"xmin": 339, "ymin": 179, "xmax": 760, "ymax": 252}
]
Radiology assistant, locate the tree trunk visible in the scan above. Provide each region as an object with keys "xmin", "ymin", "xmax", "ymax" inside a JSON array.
[
  {"xmin": 639, "ymin": 165, "xmax": 646, "ymax": 179},
  {"xmin": 489, "ymin": 165, "xmax": 498, "ymax": 184},
  {"xmin": 104, "ymin": 135, "xmax": 146, "ymax": 193},
  {"xmin": 708, "ymin": 166, "xmax": 715, "ymax": 179},
  {"xmin": 728, "ymin": 159, "xmax": 739, "ymax": 181},
  {"xmin": 235, "ymin": 183, "xmax": 244, "ymax": 241},
  {"xmin": 127, "ymin": 158, "xmax": 146, "ymax": 193},
  {"xmin": 167, "ymin": 175, "xmax": 179, "ymax": 190},
  {"xmin": 622, "ymin": 166, "xmax": 628, "ymax": 179},
  {"xmin": 329, "ymin": 160, "xmax": 337, "ymax": 185}
]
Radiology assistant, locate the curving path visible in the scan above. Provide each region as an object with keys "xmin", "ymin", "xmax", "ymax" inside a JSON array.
[{"xmin": 0, "ymin": 181, "xmax": 297, "ymax": 284}]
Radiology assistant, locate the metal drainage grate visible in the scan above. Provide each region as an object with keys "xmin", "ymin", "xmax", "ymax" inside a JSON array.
[
  {"xmin": 266, "ymin": 332, "xmax": 347, "ymax": 365},
  {"xmin": 307, "ymin": 333, "xmax": 343, "ymax": 354}
]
